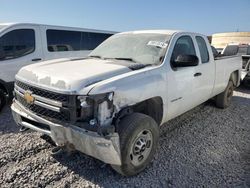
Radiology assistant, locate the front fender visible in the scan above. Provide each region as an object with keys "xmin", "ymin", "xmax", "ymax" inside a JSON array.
[{"xmin": 87, "ymin": 67, "xmax": 167, "ymax": 111}]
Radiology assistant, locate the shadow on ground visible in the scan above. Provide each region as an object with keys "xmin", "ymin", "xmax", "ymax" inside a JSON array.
[{"xmin": 0, "ymin": 105, "xmax": 20, "ymax": 134}]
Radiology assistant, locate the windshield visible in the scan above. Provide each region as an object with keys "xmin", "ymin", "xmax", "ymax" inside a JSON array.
[{"xmin": 89, "ymin": 33, "xmax": 172, "ymax": 65}]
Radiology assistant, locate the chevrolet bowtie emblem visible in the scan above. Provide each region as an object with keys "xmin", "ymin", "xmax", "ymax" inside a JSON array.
[{"xmin": 24, "ymin": 91, "xmax": 35, "ymax": 104}]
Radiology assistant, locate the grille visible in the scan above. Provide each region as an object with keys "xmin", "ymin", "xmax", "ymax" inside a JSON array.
[
  {"xmin": 16, "ymin": 94, "xmax": 70, "ymax": 122},
  {"xmin": 16, "ymin": 80, "xmax": 69, "ymax": 103}
]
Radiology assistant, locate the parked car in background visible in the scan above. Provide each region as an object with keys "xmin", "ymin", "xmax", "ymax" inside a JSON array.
[
  {"xmin": 215, "ymin": 47, "xmax": 224, "ymax": 54},
  {"xmin": 11, "ymin": 30, "xmax": 241, "ymax": 176},
  {"xmin": 221, "ymin": 43, "xmax": 250, "ymax": 85},
  {"xmin": 221, "ymin": 43, "xmax": 249, "ymax": 56},
  {"xmin": 0, "ymin": 23, "xmax": 115, "ymax": 111}
]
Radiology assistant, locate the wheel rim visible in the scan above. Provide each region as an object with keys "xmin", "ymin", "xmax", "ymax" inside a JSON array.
[{"xmin": 129, "ymin": 129, "xmax": 153, "ymax": 166}]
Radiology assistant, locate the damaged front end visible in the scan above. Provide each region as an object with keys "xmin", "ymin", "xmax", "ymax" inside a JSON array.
[
  {"xmin": 77, "ymin": 92, "xmax": 116, "ymax": 135},
  {"xmin": 11, "ymin": 80, "xmax": 121, "ymax": 165}
]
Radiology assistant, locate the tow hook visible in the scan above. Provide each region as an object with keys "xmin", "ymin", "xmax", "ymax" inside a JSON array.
[
  {"xmin": 40, "ymin": 134, "xmax": 56, "ymax": 146},
  {"xmin": 51, "ymin": 143, "xmax": 76, "ymax": 156},
  {"xmin": 19, "ymin": 126, "xmax": 30, "ymax": 132},
  {"xmin": 51, "ymin": 146, "xmax": 64, "ymax": 156}
]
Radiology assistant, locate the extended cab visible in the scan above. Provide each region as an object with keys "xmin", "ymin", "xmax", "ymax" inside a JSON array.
[{"xmin": 11, "ymin": 30, "xmax": 241, "ymax": 176}]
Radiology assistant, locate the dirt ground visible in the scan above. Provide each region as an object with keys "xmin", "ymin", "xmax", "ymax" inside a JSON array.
[{"xmin": 0, "ymin": 86, "xmax": 249, "ymax": 187}]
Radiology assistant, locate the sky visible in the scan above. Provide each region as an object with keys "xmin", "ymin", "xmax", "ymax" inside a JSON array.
[{"xmin": 0, "ymin": 0, "xmax": 249, "ymax": 35}]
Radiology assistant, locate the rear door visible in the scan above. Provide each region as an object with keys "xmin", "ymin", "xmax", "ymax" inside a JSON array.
[
  {"xmin": 192, "ymin": 35, "xmax": 215, "ymax": 103},
  {"xmin": 0, "ymin": 24, "xmax": 43, "ymax": 83}
]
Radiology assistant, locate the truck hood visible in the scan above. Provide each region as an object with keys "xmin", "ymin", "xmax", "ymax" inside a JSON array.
[{"xmin": 16, "ymin": 58, "xmax": 132, "ymax": 92}]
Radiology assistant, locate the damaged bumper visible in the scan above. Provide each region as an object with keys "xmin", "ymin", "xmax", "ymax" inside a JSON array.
[{"xmin": 11, "ymin": 100, "xmax": 121, "ymax": 165}]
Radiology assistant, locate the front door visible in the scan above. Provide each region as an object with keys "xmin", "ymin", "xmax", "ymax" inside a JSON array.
[{"xmin": 167, "ymin": 35, "xmax": 201, "ymax": 120}]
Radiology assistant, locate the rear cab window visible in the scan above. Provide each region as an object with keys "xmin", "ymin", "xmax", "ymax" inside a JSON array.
[
  {"xmin": 0, "ymin": 29, "xmax": 35, "ymax": 60},
  {"xmin": 195, "ymin": 36, "xmax": 209, "ymax": 63}
]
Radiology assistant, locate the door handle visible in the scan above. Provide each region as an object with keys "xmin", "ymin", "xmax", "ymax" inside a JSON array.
[
  {"xmin": 32, "ymin": 58, "xmax": 42, "ymax": 62},
  {"xmin": 194, "ymin": 72, "xmax": 202, "ymax": 77}
]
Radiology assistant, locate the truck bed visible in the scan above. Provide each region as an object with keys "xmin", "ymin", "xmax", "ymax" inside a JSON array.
[
  {"xmin": 215, "ymin": 55, "xmax": 248, "ymax": 80},
  {"xmin": 214, "ymin": 55, "xmax": 239, "ymax": 61},
  {"xmin": 212, "ymin": 55, "xmax": 242, "ymax": 95}
]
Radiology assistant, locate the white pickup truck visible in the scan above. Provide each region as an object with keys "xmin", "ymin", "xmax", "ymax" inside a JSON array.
[{"xmin": 11, "ymin": 30, "xmax": 241, "ymax": 176}]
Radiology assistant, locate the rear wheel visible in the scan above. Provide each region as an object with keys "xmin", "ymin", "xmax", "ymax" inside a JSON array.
[
  {"xmin": 111, "ymin": 113, "xmax": 159, "ymax": 176},
  {"xmin": 0, "ymin": 89, "xmax": 6, "ymax": 112},
  {"xmin": 243, "ymin": 61, "xmax": 250, "ymax": 88},
  {"xmin": 215, "ymin": 81, "xmax": 234, "ymax": 109},
  {"xmin": 243, "ymin": 76, "xmax": 250, "ymax": 88}
]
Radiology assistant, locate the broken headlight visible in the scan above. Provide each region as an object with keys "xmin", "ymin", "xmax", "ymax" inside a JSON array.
[{"xmin": 77, "ymin": 92, "xmax": 114, "ymax": 126}]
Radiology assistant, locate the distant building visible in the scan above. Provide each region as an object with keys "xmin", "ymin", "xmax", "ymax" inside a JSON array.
[{"xmin": 211, "ymin": 32, "xmax": 250, "ymax": 49}]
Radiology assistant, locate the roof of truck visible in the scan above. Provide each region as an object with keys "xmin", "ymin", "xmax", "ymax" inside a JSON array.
[
  {"xmin": 120, "ymin": 30, "xmax": 182, "ymax": 35},
  {"xmin": 0, "ymin": 23, "xmax": 202, "ymax": 36},
  {"xmin": 0, "ymin": 22, "xmax": 15, "ymax": 26}
]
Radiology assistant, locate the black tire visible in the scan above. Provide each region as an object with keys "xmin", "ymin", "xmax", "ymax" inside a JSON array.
[
  {"xmin": 243, "ymin": 60, "xmax": 250, "ymax": 88},
  {"xmin": 243, "ymin": 77, "xmax": 250, "ymax": 88},
  {"xmin": 0, "ymin": 89, "xmax": 6, "ymax": 112},
  {"xmin": 111, "ymin": 113, "xmax": 159, "ymax": 176},
  {"xmin": 215, "ymin": 81, "xmax": 234, "ymax": 109},
  {"xmin": 246, "ymin": 60, "xmax": 250, "ymax": 71}
]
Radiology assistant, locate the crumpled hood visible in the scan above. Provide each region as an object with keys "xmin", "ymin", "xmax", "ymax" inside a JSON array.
[{"xmin": 16, "ymin": 58, "xmax": 132, "ymax": 92}]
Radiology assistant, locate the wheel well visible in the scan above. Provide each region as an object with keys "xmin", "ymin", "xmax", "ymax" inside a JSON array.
[
  {"xmin": 0, "ymin": 83, "xmax": 8, "ymax": 95},
  {"xmin": 230, "ymin": 70, "xmax": 239, "ymax": 87},
  {"xmin": 115, "ymin": 97, "xmax": 163, "ymax": 126}
]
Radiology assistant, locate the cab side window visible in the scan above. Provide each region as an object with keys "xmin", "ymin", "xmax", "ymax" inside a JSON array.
[
  {"xmin": 196, "ymin": 36, "xmax": 209, "ymax": 63},
  {"xmin": 171, "ymin": 36, "xmax": 196, "ymax": 64},
  {"xmin": 0, "ymin": 29, "xmax": 35, "ymax": 61}
]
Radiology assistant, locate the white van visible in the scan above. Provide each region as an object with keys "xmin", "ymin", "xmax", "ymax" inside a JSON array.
[{"xmin": 0, "ymin": 23, "xmax": 115, "ymax": 110}]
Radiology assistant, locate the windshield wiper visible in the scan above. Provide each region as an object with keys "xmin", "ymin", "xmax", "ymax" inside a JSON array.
[
  {"xmin": 105, "ymin": 57, "xmax": 137, "ymax": 63},
  {"xmin": 88, "ymin": 55, "xmax": 102, "ymax": 59}
]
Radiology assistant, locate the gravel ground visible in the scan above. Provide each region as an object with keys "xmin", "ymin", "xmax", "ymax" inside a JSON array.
[{"xmin": 0, "ymin": 86, "xmax": 250, "ymax": 188}]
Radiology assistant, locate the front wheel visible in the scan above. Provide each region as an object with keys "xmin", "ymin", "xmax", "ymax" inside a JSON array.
[
  {"xmin": 215, "ymin": 81, "xmax": 234, "ymax": 109},
  {"xmin": 0, "ymin": 89, "xmax": 6, "ymax": 112},
  {"xmin": 111, "ymin": 113, "xmax": 159, "ymax": 176}
]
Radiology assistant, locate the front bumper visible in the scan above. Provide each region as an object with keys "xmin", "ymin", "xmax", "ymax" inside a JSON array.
[{"xmin": 11, "ymin": 100, "xmax": 121, "ymax": 165}]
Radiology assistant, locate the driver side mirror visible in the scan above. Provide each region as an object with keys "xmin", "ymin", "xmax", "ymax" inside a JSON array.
[{"xmin": 172, "ymin": 54, "xmax": 199, "ymax": 67}]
